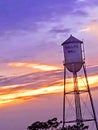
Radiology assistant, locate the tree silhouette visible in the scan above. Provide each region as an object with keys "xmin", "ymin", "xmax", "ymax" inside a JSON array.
[
  {"xmin": 61, "ymin": 123, "xmax": 89, "ymax": 130},
  {"xmin": 27, "ymin": 121, "xmax": 42, "ymax": 130},
  {"xmin": 27, "ymin": 117, "xmax": 61, "ymax": 130},
  {"xmin": 27, "ymin": 118, "xmax": 88, "ymax": 130},
  {"xmin": 47, "ymin": 118, "xmax": 60, "ymax": 129}
]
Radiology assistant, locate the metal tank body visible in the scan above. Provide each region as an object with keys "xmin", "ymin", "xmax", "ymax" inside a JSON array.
[{"xmin": 62, "ymin": 35, "xmax": 83, "ymax": 72}]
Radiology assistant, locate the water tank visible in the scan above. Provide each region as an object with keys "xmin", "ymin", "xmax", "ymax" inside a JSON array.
[{"xmin": 62, "ymin": 35, "xmax": 83, "ymax": 72}]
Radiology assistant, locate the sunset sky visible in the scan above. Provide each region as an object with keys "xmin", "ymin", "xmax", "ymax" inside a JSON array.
[{"xmin": 0, "ymin": 0, "xmax": 98, "ymax": 130}]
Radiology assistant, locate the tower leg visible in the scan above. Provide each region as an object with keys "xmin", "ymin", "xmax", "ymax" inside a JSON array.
[
  {"xmin": 62, "ymin": 65, "xmax": 66, "ymax": 129},
  {"xmin": 83, "ymin": 64, "xmax": 98, "ymax": 130}
]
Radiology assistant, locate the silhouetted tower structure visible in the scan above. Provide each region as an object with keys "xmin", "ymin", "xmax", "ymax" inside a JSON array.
[{"xmin": 61, "ymin": 35, "xmax": 98, "ymax": 130}]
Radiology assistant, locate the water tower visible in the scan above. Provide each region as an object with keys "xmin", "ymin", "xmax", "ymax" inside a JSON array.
[{"xmin": 61, "ymin": 35, "xmax": 98, "ymax": 130}]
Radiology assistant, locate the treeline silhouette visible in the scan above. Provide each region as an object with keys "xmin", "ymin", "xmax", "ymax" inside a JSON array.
[
  {"xmin": 27, "ymin": 117, "xmax": 88, "ymax": 130},
  {"xmin": 61, "ymin": 123, "xmax": 89, "ymax": 130},
  {"xmin": 27, "ymin": 118, "xmax": 61, "ymax": 130}
]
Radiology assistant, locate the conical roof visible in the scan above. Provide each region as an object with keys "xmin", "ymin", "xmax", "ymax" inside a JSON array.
[{"xmin": 62, "ymin": 35, "xmax": 83, "ymax": 45}]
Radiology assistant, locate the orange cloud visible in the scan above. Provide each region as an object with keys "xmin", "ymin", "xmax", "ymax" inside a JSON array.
[
  {"xmin": 0, "ymin": 84, "xmax": 63, "ymax": 104},
  {"xmin": 8, "ymin": 62, "xmax": 62, "ymax": 71},
  {"xmin": 80, "ymin": 22, "xmax": 98, "ymax": 34},
  {"xmin": 0, "ymin": 74, "xmax": 98, "ymax": 105}
]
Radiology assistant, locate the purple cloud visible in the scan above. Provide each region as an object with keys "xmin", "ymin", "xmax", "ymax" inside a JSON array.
[
  {"xmin": 0, "ymin": 69, "xmax": 63, "ymax": 87},
  {"xmin": 50, "ymin": 28, "xmax": 71, "ymax": 34},
  {"xmin": 0, "ymin": 0, "xmax": 91, "ymax": 33},
  {"xmin": 71, "ymin": 9, "xmax": 88, "ymax": 17}
]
